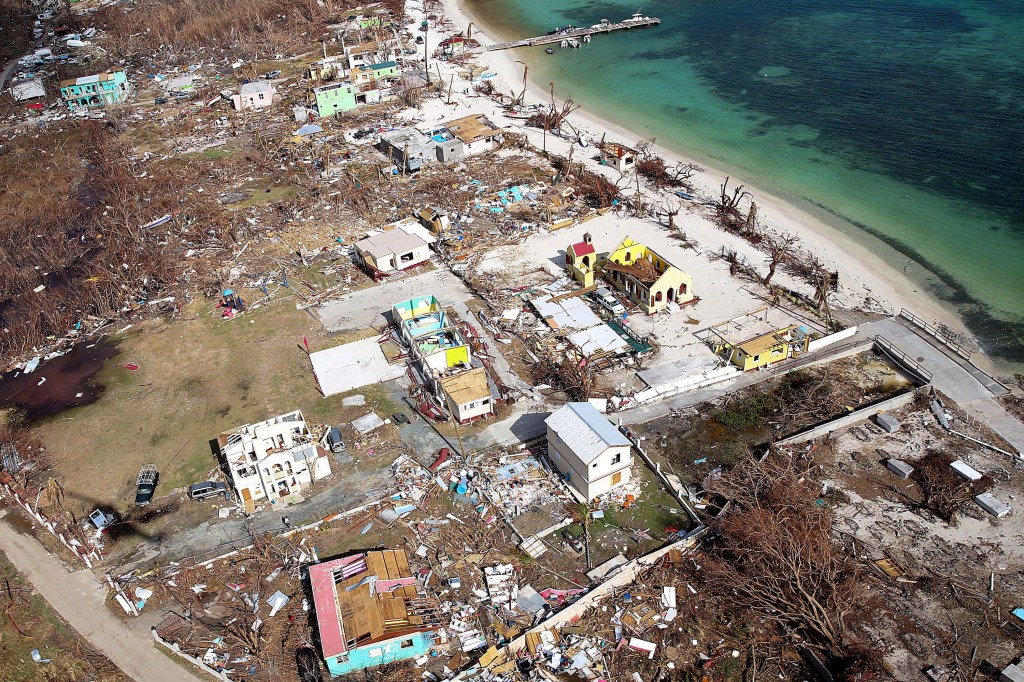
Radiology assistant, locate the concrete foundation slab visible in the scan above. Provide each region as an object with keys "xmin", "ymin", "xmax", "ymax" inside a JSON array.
[{"xmin": 310, "ymin": 337, "xmax": 405, "ymax": 396}]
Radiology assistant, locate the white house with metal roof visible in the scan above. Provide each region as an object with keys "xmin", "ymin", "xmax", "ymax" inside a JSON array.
[{"xmin": 545, "ymin": 402, "xmax": 633, "ymax": 500}]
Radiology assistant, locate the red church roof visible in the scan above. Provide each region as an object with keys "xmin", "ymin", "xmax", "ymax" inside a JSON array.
[{"xmin": 569, "ymin": 241, "xmax": 595, "ymax": 258}]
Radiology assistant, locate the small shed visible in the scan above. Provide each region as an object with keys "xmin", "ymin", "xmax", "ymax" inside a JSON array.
[
  {"xmin": 353, "ymin": 228, "xmax": 430, "ymax": 274},
  {"xmin": 232, "ymin": 80, "xmax": 275, "ymax": 111},
  {"xmin": 599, "ymin": 142, "xmax": 637, "ymax": 173}
]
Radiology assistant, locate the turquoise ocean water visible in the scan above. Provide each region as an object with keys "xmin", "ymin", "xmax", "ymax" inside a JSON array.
[{"xmin": 464, "ymin": 0, "xmax": 1024, "ymax": 372}]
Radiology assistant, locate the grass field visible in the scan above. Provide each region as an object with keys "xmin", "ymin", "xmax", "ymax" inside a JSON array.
[
  {"xmin": 0, "ymin": 552, "xmax": 127, "ymax": 682},
  {"xmin": 28, "ymin": 294, "xmax": 392, "ymax": 534}
]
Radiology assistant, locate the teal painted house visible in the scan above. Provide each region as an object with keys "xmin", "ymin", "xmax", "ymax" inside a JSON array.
[
  {"xmin": 59, "ymin": 70, "xmax": 130, "ymax": 111},
  {"xmin": 313, "ymin": 82, "xmax": 356, "ymax": 118},
  {"xmin": 309, "ymin": 550, "xmax": 441, "ymax": 677}
]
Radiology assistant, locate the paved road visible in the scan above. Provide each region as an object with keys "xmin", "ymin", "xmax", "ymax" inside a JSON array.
[
  {"xmin": 868, "ymin": 317, "xmax": 1024, "ymax": 454},
  {"xmin": 116, "ymin": 463, "xmax": 392, "ymax": 572},
  {"xmin": 316, "ymin": 268, "xmax": 474, "ymax": 332},
  {"xmin": 0, "ymin": 511, "xmax": 207, "ymax": 682}
]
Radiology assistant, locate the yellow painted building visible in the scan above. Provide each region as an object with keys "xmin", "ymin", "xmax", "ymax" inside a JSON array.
[
  {"xmin": 565, "ymin": 233, "xmax": 598, "ymax": 287},
  {"xmin": 706, "ymin": 308, "xmax": 811, "ymax": 371},
  {"xmin": 602, "ymin": 237, "xmax": 694, "ymax": 313}
]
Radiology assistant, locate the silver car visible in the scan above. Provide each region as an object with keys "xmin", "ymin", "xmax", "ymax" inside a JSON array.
[{"xmin": 592, "ymin": 286, "xmax": 626, "ymax": 316}]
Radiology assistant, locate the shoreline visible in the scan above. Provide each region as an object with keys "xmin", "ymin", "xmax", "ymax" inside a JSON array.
[{"xmin": 431, "ymin": 0, "xmax": 1004, "ymax": 376}]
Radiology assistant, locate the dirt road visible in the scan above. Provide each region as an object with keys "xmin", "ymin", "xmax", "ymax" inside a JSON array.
[{"xmin": 0, "ymin": 510, "xmax": 207, "ymax": 682}]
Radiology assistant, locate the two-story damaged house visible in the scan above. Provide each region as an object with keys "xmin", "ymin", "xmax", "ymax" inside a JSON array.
[
  {"xmin": 59, "ymin": 70, "xmax": 130, "ymax": 111},
  {"xmin": 392, "ymin": 295, "xmax": 495, "ymax": 424},
  {"xmin": 218, "ymin": 410, "xmax": 332, "ymax": 513},
  {"xmin": 602, "ymin": 237, "xmax": 695, "ymax": 314},
  {"xmin": 310, "ymin": 550, "xmax": 442, "ymax": 676},
  {"xmin": 545, "ymin": 402, "xmax": 633, "ymax": 501}
]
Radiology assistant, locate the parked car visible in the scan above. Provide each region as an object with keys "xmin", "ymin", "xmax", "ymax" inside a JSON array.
[
  {"xmin": 262, "ymin": 69, "xmax": 281, "ymax": 79},
  {"xmin": 591, "ymin": 286, "xmax": 626, "ymax": 316},
  {"xmin": 135, "ymin": 464, "xmax": 158, "ymax": 506},
  {"xmin": 154, "ymin": 97, "xmax": 168, "ymax": 105},
  {"xmin": 327, "ymin": 426, "xmax": 346, "ymax": 453},
  {"xmin": 188, "ymin": 481, "xmax": 229, "ymax": 500},
  {"xmin": 392, "ymin": 412, "xmax": 410, "ymax": 425}
]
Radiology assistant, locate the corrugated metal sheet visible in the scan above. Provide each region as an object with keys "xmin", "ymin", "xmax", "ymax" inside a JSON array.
[
  {"xmin": 567, "ymin": 324, "xmax": 629, "ymax": 357},
  {"xmin": 530, "ymin": 295, "xmax": 601, "ymax": 330},
  {"xmin": 546, "ymin": 402, "xmax": 630, "ymax": 464}
]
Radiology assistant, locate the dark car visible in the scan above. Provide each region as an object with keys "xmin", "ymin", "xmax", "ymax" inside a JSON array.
[
  {"xmin": 327, "ymin": 426, "xmax": 346, "ymax": 453},
  {"xmin": 154, "ymin": 97, "xmax": 168, "ymax": 105},
  {"xmin": 188, "ymin": 481, "xmax": 229, "ymax": 500},
  {"xmin": 135, "ymin": 465, "xmax": 158, "ymax": 506},
  {"xmin": 392, "ymin": 412, "xmax": 410, "ymax": 425}
]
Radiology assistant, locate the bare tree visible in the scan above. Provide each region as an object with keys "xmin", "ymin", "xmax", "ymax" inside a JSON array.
[
  {"xmin": 762, "ymin": 232, "xmax": 800, "ymax": 288},
  {"xmin": 660, "ymin": 200, "xmax": 682, "ymax": 230},
  {"xmin": 717, "ymin": 176, "xmax": 751, "ymax": 221}
]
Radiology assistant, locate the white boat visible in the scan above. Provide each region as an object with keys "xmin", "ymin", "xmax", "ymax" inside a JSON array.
[
  {"xmin": 582, "ymin": 34, "xmax": 592, "ymax": 43},
  {"xmin": 560, "ymin": 39, "xmax": 568, "ymax": 48},
  {"xmin": 568, "ymin": 38, "xmax": 580, "ymax": 48},
  {"xmin": 624, "ymin": 10, "xmax": 652, "ymax": 23}
]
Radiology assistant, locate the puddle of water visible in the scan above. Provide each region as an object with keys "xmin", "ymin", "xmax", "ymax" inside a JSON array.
[{"xmin": 0, "ymin": 341, "xmax": 119, "ymax": 421}]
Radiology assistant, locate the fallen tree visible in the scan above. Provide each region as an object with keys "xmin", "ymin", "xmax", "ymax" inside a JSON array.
[{"xmin": 703, "ymin": 453, "xmax": 867, "ymax": 658}]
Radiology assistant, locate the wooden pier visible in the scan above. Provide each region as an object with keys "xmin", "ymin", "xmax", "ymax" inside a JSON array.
[{"xmin": 477, "ymin": 17, "xmax": 660, "ymax": 53}]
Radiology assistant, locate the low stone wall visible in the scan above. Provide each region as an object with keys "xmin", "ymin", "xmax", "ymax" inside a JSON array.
[
  {"xmin": 776, "ymin": 389, "xmax": 919, "ymax": 446},
  {"xmin": 505, "ymin": 533, "xmax": 702, "ymax": 654},
  {"xmin": 634, "ymin": 365, "xmax": 740, "ymax": 404},
  {"xmin": 151, "ymin": 628, "xmax": 232, "ymax": 681},
  {"xmin": 0, "ymin": 483, "xmax": 101, "ymax": 568}
]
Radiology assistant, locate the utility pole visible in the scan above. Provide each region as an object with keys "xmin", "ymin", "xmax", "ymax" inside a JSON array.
[{"xmin": 424, "ymin": 18, "xmax": 431, "ymax": 86}]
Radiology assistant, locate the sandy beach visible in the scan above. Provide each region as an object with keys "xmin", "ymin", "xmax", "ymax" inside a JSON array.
[{"xmin": 408, "ymin": 0, "xmax": 989, "ymax": 369}]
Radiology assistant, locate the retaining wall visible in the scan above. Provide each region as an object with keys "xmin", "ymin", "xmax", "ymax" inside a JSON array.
[
  {"xmin": 808, "ymin": 326, "xmax": 857, "ymax": 352},
  {"xmin": 776, "ymin": 389, "xmax": 919, "ymax": 446}
]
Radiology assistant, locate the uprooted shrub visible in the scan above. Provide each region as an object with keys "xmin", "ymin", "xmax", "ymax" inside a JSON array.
[{"xmin": 913, "ymin": 450, "xmax": 993, "ymax": 523}]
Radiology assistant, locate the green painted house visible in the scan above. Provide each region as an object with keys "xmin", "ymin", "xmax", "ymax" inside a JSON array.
[
  {"xmin": 59, "ymin": 70, "xmax": 130, "ymax": 111},
  {"xmin": 358, "ymin": 15, "xmax": 391, "ymax": 28},
  {"xmin": 313, "ymin": 82, "xmax": 356, "ymax": 117}
]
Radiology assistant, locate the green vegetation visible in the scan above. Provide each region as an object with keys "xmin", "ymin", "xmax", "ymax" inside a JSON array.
[{"xmin": 201, "ymin": 147, "xmax": 234, "ymax": 160}]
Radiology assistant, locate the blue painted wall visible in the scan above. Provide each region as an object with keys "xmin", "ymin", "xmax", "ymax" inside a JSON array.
[{"xmin": 325, "ymin": 631, "xmax": 433, "ymax": 677}]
